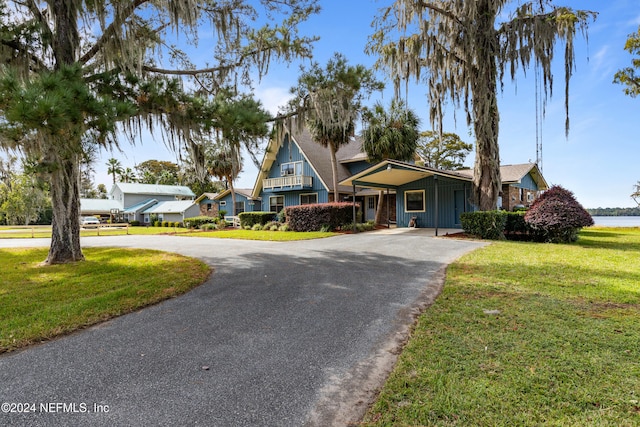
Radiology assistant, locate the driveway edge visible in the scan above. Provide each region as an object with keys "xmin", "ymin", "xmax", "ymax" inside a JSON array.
[{"xmin": 303, "ymin": 264, "xmax": 449, "ymax": 427}]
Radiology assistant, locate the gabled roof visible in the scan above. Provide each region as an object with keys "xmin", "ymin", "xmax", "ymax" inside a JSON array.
[
  {"xmin": 194, "ymin": 192, "xmax": 219, "ymax": 203},
  {"xmin": 123, "ymin": 198, "xmax": 158, "ymax": 214},
  {"xmin": 142, "ymin": 200, "xmax": 196, "ymax": 214},
  {"xmin": 79, "ymin": 198, "xmax": 123, "ymax": 214},
  {"xmin": 456, "ymin": 163, "xmax": 548, "ymax": 190},
  {"xmin": 252, "ymin": 123, "xmax": 363, "ymax": 198},
  {"xmin": 110, "ymin": 183, "xmax": 195, "ymax": 198},
  {"xmin": 341, "ymin": 159, "xmax": 472, "ymax": 189},
  {"xmin": 215, "ymin": 188, "xmax": 259, "ymax": 201}
]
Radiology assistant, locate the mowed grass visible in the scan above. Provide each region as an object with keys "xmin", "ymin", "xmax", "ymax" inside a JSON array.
[
  {"xmin": 0, "ymin": 247, "xmax": 210, "ymax": 353},
  {"xmin": 364, "ymin": 227, "xmax": 640, "ymax": 426},
  {"xmin": 0, "ymin": 226, "xmax": 337, "ymax": 240}
]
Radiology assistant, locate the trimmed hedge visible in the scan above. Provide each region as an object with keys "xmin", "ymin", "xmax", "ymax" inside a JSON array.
[
  {"xmin": 286, "ymin": 202, "xmax": 355, "ymax": 232},
  {"xmin": 460, "ymin": 211, "xmax": 506, "ymax": 240},
  {"xmin": 239, "ymin": 211, "xmax": 277, "ymax": 228},
  {"xmin": 183, "ymin": 216, "xmax": 218, "ymax": 229}
]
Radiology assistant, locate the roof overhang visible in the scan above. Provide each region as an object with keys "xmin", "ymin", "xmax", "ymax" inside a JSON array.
[{"xmin": 340, "ymin": 159, "xmax": 472, "ymax": 190}]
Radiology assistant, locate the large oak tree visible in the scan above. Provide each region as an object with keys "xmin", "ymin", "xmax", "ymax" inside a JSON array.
[
  {"xmin": 0, "ymin": 0, "xmax": 318, "ymax": 264},
  {"xmin": 368, "ymin": 0, "xmax": 595, "ymax": 210}
]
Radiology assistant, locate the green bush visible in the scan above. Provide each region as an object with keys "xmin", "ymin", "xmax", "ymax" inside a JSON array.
[
  {"xmin": 183, "ymin": 216, "xmax": 218, "ymax": 229},
  {"xmin": 239, "ymin": 211, "xmax": 277, "ymax": 228},
  {"xmin": 153, "ymin": 220, "xmax": 161, "ymax": 227},
  {"xmin": 278, "ymin": 223, "xmax": 289, "ymax": 232},
  {"xmin": 218, "ymin": 210, "xmax": 227, "ymax": 219},
  {"xmin": 503, "ymin": 211, "xmax": 531, "ymax": 240},
  {"xmin": 129, "ymin": 220, "xmax": 140, "ymax": 226},
  {"xmin": 162, "ymin": 221, "xmax": 169, "ymax": 227},
  {"xmin": 286, "ymin": 203, "xmax": 355, "ymax": 232},
  {"xmin": 460, "ymin": 211, "xmax": 507, "ymax": 240},
  {"xmin": 251, "ymin": 223, "xmax": 263, "ymax": 231}
]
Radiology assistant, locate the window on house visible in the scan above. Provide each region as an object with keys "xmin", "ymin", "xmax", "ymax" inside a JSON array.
[
  {"xmin": 281, "ymin": 161, "xmax": 303, "ymax": 176},
  {"xmin": 527, "ymin": 192, "xmax": 534, "ymax": 202},
  {"xmin": 206, "ymin": 203, "xmax": 212, "ymax": 211},
  {"xmin": 519, "ymin": 188, "xmax": 525, "ymax": 201},
  {"xmin": 300, "ymin": 193, "xmax": 317, "ymax": 205},
  {"xmin": 270, "ymin": 196, "xmax": 284, "ymax": 213},
  {"xmin": 405, "ymin": 190, "xmax": 425, "ymax": 212},
  {"xmin": 220, "ymin": 201, "xmax": 226, "ymax": 207},
  {"xmin": 235, "ymin": 201, "xmax": 245, "ymax": 215}
]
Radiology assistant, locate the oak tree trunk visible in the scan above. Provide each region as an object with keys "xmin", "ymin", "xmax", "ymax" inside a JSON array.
[
  {"xmin": 471, "ymin": 0, "xmax": 501, "ymax": 211},
  {"xmin": 45, "ymin": 152, "xmax": 84, "ymax": 264}
]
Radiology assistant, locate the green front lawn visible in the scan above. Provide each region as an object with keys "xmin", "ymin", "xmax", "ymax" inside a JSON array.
[
  {"xmin": 364, "ymin": 227, "xmax": 640, "ymax": 426},
  {"xmin": 0, "ymin": 247, "xmax": 210, "ymax": 353}
]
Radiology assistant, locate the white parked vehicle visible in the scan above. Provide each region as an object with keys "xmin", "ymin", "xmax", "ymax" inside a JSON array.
[{"xmin": 81, "ymin": 216, "xmax": 101, "ymax": 227}]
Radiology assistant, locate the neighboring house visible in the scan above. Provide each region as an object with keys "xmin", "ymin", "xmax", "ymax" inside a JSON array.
[
  {"xmin": 215, "ymin": 189, "xmax": 261, "ymax": 216},
  {"xmin": 141, "ymin": 200, "xmax": 200, "ymax": 224},
  {"xmin": 455, "ymin": 163, "xmax": 548, "ymax": 211},
  {"xmin": 81, "ymin": 183, "xmax": 198, "ymax": 224},
  {"xmin": 341, "ymin": 160, "xmax": 548, "ymax": 229},
  {"xmin": 195, "ymin": 192, "xmax": 219, "ymax": 217},
  {"xmin": 251, "ymin": 123, "xmax": 393, "ymax": 222},
  {"xmin": 110, "ymin": 183, "xmax": 195, "ymax": 208}
]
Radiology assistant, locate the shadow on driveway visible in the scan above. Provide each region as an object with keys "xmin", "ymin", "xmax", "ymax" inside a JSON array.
[{"xmin": 0, "ymin": 233, "xmax": 485, "ymax": 426}]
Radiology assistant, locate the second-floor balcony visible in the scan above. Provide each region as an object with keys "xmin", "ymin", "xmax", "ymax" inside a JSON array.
[{"xmin": 263, "ymin": 175, "xmax": 313, "ymax": 191}]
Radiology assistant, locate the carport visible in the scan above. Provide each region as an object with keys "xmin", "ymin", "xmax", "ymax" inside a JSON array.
[{"xmin": 340, "ymin": 159, "xmax": 473, "ymax": 235}]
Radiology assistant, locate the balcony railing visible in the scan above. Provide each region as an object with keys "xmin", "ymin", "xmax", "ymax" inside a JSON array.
[{"xmin": 263, "ymin": 175, "xmax": 312, "ymax": 190}]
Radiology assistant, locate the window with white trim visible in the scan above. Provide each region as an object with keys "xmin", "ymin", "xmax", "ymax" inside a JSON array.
[
  {"xmin": 270, "ymin": 196, "xmax": 284, "ymax": 213},
  {"xmin": 405, "ymin": 190, "xmax": 425, "ymax": 212},
  {"xmin": 281, "ymin": 161, "xmax": 303, "ymax": 176},
  {"xmin": 220, "ymin": 200, "xmax": 226, "ymax": 206},
  {"xmin": 235, "ymin": 201, "xmax": 245, "ymax": 215},
  {"xmin": 300, "ymin": 193, "xmax": 317, "ymax": 205}
]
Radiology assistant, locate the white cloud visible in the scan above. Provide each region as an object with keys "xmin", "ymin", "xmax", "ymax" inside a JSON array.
[{"xmin": 254, "ymin": 86, "xmax": 294, "ymax": 116}]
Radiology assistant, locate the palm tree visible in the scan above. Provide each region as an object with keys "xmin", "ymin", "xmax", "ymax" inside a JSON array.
[
  {"xmin": 291, "ymin": 53, "xmax": 384, "ymax": 201},
  {"xmin": 369, "ymin": 1, "xmax": 596, "ymax": 210},
  {"xmin": 118, "ymin": 167, "xmax": 137, "ymax": 183},
  {"xmin": 206, "ymin": 141, "xmax": 243, "ymax": 215},
  {"xmin": 106, "ymin": 158, "xmax": 123, "ymax": 185},
  {"xmin": 361, "ymin": 100, "xmax": 420, "ymax": 224}
]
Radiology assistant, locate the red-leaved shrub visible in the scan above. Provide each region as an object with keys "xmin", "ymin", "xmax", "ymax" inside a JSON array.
[
  {"xmin": 285, "ymin": 202, "xmax": 355, "ymax": 232},
  {"xmin": 524, "ymin": 185, "xmax": 593, "ymax": 243}
]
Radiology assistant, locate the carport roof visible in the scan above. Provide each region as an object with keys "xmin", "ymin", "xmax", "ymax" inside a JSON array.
[{"xmin": 340, "ymin": 159, "xmax": 472, "ymax": 190}]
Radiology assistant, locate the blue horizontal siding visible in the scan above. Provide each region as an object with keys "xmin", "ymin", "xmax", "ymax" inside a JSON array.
[{"xmin": 397, "ymin": 176, "xmax": 472, "ymax": 228}]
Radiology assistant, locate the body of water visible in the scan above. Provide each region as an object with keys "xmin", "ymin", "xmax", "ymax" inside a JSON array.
[{"xmin": 592, "ymin": 216, "xmax": 640, "ymax": 227}]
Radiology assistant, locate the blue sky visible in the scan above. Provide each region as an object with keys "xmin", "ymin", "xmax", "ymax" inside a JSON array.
[{"xmin": 96, "ymin": 0, "xmax": 640, "ymax": 209}]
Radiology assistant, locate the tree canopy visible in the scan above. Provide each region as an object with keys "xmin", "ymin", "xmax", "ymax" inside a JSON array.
[
  {"xmin": 368, "ymin": 0, "xmax": 596, "ymax": 210},
  {"xmin": 417, "ymin": 131, "xmax": 472, "ymax": 170},
  {"xmin": 614, "ymin": 26, "xmax": 640, "ymax": 97},
  {"xmin": 0, "ymin": 0, "xmax": 318, "ymax": 263}
]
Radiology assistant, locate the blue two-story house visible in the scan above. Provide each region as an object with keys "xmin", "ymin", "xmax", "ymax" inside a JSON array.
[{"xmin": 251, "ymin": 124, "xmax": 385, "ymax": 219}]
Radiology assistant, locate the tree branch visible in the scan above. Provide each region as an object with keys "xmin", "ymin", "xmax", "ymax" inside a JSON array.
[
  {"xmin": 418, "ymin": 1, "xmax": 465, "ymax": 28},
  {"xmin": 79, "ymin": 0, "xmax": 148, "ymax": 65}
]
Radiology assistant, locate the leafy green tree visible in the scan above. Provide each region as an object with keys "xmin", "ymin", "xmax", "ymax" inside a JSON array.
[
  {"xmin": 0, "ymin": 0, "xmax": 317, "ymax": 264},
  {"xmin": 361, "ymin": 100, "xmax": 420, "ymax": 224},
  {"xmin": 97, "ymin": 184, "xmax": 108, "ymax": 199},
  {"xmin": 368, "ymin": 1, "xmax": 595, "ymax": 210},
  {"xmin": 289, "ymin": 52, "xmax": 384, "ymax": 201},
  {"xmin": 417, "ymin": 131, "xmax": 473, "ymax": 170},
  {"xmin": 614, "ymin": 26, "xmax": 640, "ymax": 97},
  {"xmin": 0, "ymin": 173, "xmax": 50, "ymax": 225},
  {"xmin": 135, "ymin": 160, "xmax": 179, "ymax": 184}
]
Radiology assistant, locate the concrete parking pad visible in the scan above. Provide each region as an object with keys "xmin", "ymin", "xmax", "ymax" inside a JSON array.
[{"xmin": 0, "ymin": 232, "xmax": 485, "ymax": 426}]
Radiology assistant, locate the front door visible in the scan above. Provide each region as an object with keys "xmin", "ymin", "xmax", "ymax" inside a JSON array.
[{"xmin": 366, "ymin": 196, "xmax": 376, "ymax": 222}]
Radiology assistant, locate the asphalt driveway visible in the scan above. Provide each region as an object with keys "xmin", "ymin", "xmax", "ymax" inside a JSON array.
[{"xmin": 0, "ymin": 231, "xmax": 484, "ymax": 426}]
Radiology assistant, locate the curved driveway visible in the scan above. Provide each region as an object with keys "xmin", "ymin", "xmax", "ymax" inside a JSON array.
[{"xmin": 0, "ymin": 231, "xmax": 484, "ymax": 426}]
